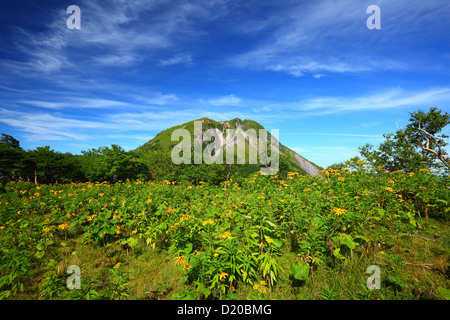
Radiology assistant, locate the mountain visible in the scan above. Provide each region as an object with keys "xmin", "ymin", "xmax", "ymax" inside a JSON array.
[{"xmin": 136, "ymin": 117, "xmax": 322, "ymax": 179}]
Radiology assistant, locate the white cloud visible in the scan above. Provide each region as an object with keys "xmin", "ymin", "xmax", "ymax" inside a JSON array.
[
  {"xmin": 294, "ymin": 87, "xmax": 450, "ymax": 115},
  {"xmin": 203, "ymin": 94, "xmax": 242, "ymax": 106},
  {"xmin": 230, "ymin": 0, "xmax": 450, "ymax": 77},
  {"xmin": 158, "ymin": 54, "xmax": 192, "ymax": 66}
]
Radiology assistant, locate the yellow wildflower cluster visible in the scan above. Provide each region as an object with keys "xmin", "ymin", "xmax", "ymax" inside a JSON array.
[
  {"xmin": 165, "ymin": 207, "xmax": 176, "ymax": 214},
  {"xmin": 287, "ymin": 172, "xmax": 299, "ymax": 180},
  {"xmin": 43, "ymin": 225, "xmax": 55, "ymax": 233},
  {"xmin": 220, "ymin": 231, "xmax": 231, "ymax": 239},
  {"xmin": 320, "ymin": 168, "xmax": 341, "ymax": 176},
  {"xmin": 202, "ymin": 219, "xmax": 214, "ymax": 226},
  {"xmin": 253, "ymin": 280, "xmax": 267, "ymax": 294},
  {"xmin": 181, "ymin": 214, "xmax": 191, "ymax": 221},
  {"xmin": 174, "ymin": 255, "xmax": 191, "ymax": 270},
  {"xmin": 167, "ymin": 222, "xmax": 180, "ymax": 232},
  {"xmin": 332, "ymin": 208, "xmax": 347, "ymax": 216},
  {"xmin": 338, "ymin": 177, "xmax": 345, "ymax": 182},
  {"xmin": 58, "ymin": 223, "xmax": 70, "ymax": 230}
]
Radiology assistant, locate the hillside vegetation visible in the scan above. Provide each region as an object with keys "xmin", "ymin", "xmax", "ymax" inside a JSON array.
[{"xmin": 0, "ymin": 159, "xmax": 448, "ymax": 300}]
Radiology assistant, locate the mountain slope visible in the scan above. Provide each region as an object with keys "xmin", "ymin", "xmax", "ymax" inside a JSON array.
[{"xmin": 136, "ymin": 117, "xmax": 322, "ymax": 177}]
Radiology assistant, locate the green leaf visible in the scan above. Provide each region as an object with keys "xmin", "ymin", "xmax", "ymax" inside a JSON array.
[
  {"xmin": 290, "ymin": 261, "xmax": 309, "ymax": 281},
  {"xmin": 184, "ymin": 243, "xmax": 193, "ymax": 254},
  {"xmin": 438, "ymin": 287, "xmax": 450, "ymax": 300}
]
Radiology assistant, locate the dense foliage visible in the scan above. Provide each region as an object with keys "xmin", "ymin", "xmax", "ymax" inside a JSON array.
[{"xmin": 0, "ymin": 160, "xmax": 448, "ymax": 299}]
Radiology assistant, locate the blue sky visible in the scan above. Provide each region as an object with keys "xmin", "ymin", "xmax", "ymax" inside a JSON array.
[{"xmin": 0, "ymin": 0, "xmax": 449, "ymax": 168}]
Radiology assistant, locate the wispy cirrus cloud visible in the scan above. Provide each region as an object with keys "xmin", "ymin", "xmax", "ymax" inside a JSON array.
[
  {"xmin": 158, "ymin": 54, "xmax": 193, "ymax": 67},
  {"xmin": 0, "ymin": 0, "xmax": 231, "ymax": 77},
  {"xmin": 295, "ymin": 87, "xmax": 450, "ymax": 115},
  {"xmin": 229, "ymin": 0, "xmax": 450, "ymax": 77}
]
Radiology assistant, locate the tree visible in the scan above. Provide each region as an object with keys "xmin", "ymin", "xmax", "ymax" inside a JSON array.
[
  {"xmin": 0, "ymin": 134, "xmax": 25, "ymax": 181},
  {"xmin": 27, "ymin": 146, "xmax": 83, "ymax": 184},
  {"xmin": 359, "ymin": 107, "xmax": 449, "ymax": 173},
  {"xmin": 80, "ymin": 145, "xmax": 150, "ymax": 182},
  {"xmin": 409, "ymin": 108, "xmax": 449, "ymax": 168}
]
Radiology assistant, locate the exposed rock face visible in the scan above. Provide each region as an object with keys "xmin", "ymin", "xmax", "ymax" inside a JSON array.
[
  {"xmin": 294, "ymin": 154, "xmax": 321, "ymax": 176},
  {"xmin": 137, "ymin": 117, "xmax": 323, "ymax": 175}
]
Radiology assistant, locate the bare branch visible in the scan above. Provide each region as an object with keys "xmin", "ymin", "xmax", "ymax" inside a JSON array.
[{"xmin": 417, "ymin": 123, "xmax": 449, "ymax": 168}]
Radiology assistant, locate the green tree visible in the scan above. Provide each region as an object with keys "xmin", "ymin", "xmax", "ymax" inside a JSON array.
[
  {"xmin": 81, "ymin": 145, "xmax": 150, "ymax": 182},
  {"xmin": 359, "ymin": 108, "xmax": 449, "ymax": 173},
  {"xmin": 27, "ymin": 146, "xmax": 83, "ymax": 184},
  {"xmin": 0, "ymin": 134, "xmax": 25, "ymax": 181}
]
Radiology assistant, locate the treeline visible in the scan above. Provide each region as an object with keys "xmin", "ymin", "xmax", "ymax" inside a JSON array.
[
  {"xmin": 0, "ymin": 135, "xmax": 294, "ymax": 185},
  {"xmin": 0, "ymin": 137, "xmax": 149, "ymax": 184}
]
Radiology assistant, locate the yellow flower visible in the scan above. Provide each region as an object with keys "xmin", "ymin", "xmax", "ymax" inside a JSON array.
[
  {"xmin": 220, "ymin": 232, "xmax": 231, "ymax": 239},
  {"xmin": 388, "ymin": 179, "xmax": 395, "ymax": 184},
  {"xmin": 265, "ymin": 237, "xmax": 274, "ymax": 244},
  {"xmin": 385, "ymin": 187, "xmax": 393, "ymax": 192},
  {"xmin": 338, "ymin": 177, "xmax": 345, "ymax": 182},
  {"xmin": 147, "ymin": 198, "xmax": 152, "ymax": 204},
  {"xmin": 202, "ymin": 219, "xmax": 214, "ymax": 226},
  {"xmin": 58, "ymin": 223, "xmax": 70, "ymax": 230},
  {"xmin": 280, "ymin": 199, "xmax": 286, "ymax": 203},
  {"xmin": 219, "ymin": 272, "xmax": 228, "ymax": 281},
  {"xmin": 419, "ymin": 186, "xmax": 427, "ymax": 189},
  {"xmin": 332, "ymin": 208, "xmax": 346, "ymax": 216},
  {"xmin": 214, "ymin": 253, "xmax": 219, "ymax": 257},
  {"xmin": 175, "ymin": 256, "xmax": 186, "ymax": 265},
  {"xmin": 187, "ymin": 186, "xmax": 193, "ymax": 190},
  {"xmin": 312, "ymin": 182, "xmax": 317, "ymax": 186},
  {"xmin": 113, "ymin": 262, "xmax": 121, "ymax": 269},
  {"xmin": 165, "ymin": 207, "xmax": 175, "ymax": 214},
  {"xmin": 182, "ymin": 263, "xmax": 191, "ymax": 270},
  {"xmin": 303, "ymin": 188, "xmax": 310, "ymax": 192},
  {"xmin": 99, "ymin": 193, "xmax": 104, "ymax": 197}
]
